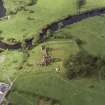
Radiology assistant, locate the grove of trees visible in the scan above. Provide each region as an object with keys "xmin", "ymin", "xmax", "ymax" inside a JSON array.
[{"xmin": 64, "ymin": 51, "xmax": 105, "ymax": 80}]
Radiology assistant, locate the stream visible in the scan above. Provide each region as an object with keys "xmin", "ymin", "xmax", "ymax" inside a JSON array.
[{"xmin": 0, "ymin": 7, "xmax": 105, "ymax": 49}]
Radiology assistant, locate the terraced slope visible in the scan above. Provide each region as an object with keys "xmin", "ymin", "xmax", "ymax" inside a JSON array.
[{"xmin": 22, "ymin": 40, "xmax": 79, "ymax": 72}]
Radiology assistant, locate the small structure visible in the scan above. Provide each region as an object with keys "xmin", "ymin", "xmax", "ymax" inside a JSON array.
[
  {"xmin": 40, "ymin": 46, "xmax": 53, "ymax": 66},
  {"xmin": 0, "ymin": 82, "xmax": 10, "ymax": 105},
  {"xmin": 40, "ymin": 55, "xmax": 52, "ymax": 66}
]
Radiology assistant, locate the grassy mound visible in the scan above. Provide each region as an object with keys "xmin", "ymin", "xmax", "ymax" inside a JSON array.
[{"xmin": 22, "ymin": 40, "xmax": 79, "ymax": 72}]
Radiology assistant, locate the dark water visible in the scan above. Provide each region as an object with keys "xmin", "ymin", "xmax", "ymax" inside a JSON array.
[
  {"xmin": 39, "ymin": 7, "xmax": 105, "ymax": 42},
  {"xmin": 50, "ymin": 7, "xmax": 105, "ymax": 32},
  {"xmin": 0, "ymin": 0, "xmax": 6, "ymax": 18}
]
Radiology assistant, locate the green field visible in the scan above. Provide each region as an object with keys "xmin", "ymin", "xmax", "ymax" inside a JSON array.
[
  {"xmin": 0, "ymin": 0, "xmax": 105, "ymax": 42},
  {"xmin": 50, "ymin": 15, "xmax": 105, "ymax": 56},
  {"xmin": 9, "ymin": 72, "xmax": 105, "ymax": 105},
  {"xmin": 0, "ymin": 50, "xmax": 23, "ymax": 81},
  {"xmin": 1, "ymin": 0, "xmax": 76, "ymax": 42},
  {"xmin": 0, "ymin": 0, "xmax": 105, "ymax": 105}
]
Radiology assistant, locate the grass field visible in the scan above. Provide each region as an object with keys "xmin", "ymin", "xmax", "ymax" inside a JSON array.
[
  {"xmin": 0, "ymin": 50, "xmax": 23, "ymax": 82},
  {"xmin": 8, "ymin": 72, "xmax": 105, "ymax": 105},
  {"xmin": 1, "ymin": 0, "xmax": 105, "ymax": 105},
  {"xmin": 4, "ymin": 0, "xmax": 33, "ymax": 14},
  {"xmin": 8, "ymin": 91, "xmax": 37, "ymax": 105},
  {"xmin": 81, "ymin": 0, "xmax": 105, "ymax": 11},
  {"xmin": 50, "ymin": 15, "xmax": 105, "ymax": 56},
  {"xmin": 0, "ymin": 0, "xmax": 105, "ymax": 42},
  {"xmin": 1, "ymin": 0, "xmax": 76, "ymax": 42}
]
